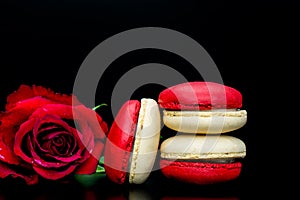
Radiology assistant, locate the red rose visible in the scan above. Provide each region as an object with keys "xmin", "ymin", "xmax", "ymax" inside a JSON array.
[{"xmin": 0, "ymin": 85, "xmax": 108, "ymax": 185}]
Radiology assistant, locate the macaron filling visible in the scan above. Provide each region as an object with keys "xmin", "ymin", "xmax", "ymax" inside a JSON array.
[
  {"xmin": 160, "ymin": 135, "xmax": 246, "ymax": 158},
  {"xmin": 162, "ymin": 109, "xmax": 247, "ymax": 134},
  {"xmin": 163, "ymin": 108, "xmax": 246, "ymax": 116},
  {"xmin": 162, "ymin": 158, "xmax": 238, "ymax": 164}
]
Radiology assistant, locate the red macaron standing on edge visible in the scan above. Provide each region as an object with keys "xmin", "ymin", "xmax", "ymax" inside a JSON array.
[{"xmin": 103, "ymin": 98, "xmax": 161, "ymax": 184}]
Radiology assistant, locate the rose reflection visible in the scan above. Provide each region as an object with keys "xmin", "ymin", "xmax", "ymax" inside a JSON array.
[{"xmin": 84, "ymin": 190, "xmax": 97, "ymax": 200}]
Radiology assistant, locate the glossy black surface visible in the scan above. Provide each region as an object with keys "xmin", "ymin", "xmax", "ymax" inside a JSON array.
[{"xmin": 0, "ymin": 169, "xmax": 249, "ymax": 199}]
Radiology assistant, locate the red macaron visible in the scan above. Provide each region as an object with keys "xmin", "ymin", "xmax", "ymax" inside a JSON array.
[
  {"xmin": 159, "ymin": 134, "xmax": 246, "ymax": 185},
  {"xmin": 103, "ymin": 98, "xmax": 161, "ymax": 184},
  {"xmin": 158, "ymin": 81, "xmax": 247, "ymax": 134},
  {"xmin": 158, "ymin": 81, "xmax": 243, "ymax": 110}
]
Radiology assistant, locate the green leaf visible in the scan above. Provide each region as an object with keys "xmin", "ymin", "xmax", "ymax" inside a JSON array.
[
  {"xmin": 75, "ymin": 157, "xmax": 106, "ymax": 187},
  {"xmin": 96, "ymin": 165, "xmax": 105, "ymax": 173},
  {"xmin": 74, "ymin": 172, "xmax": 106, "ymax": 188},
  {"xmin": 99, "ymin": 156, "xmax": 104, "ymax": 165},
  {"xmin": 92, "ymin": 103, "xmax": 108, "ymax": 111}
]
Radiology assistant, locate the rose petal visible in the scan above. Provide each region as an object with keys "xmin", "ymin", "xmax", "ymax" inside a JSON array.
[
  {"xmin": 1, "ymin": 97, "xmax": 55, "ymax": 129},
  {"xmin": 38, "ymin": 131, "xmax": 75, "ymax": 155},
  {"xmin": 5, "ymin": 85, "xmax": 36, "ymax": 110},
  {"xmin": 31, "ymin": 104, "xmax": 73, "ymax": 120},
  {"xmin": 28, "ymin": 104, "xmax": 108, "ymax": 141},
  {"xmin": 32, "ymin": 113, "xmax": 90, "ymax": 153},
  {"xmin": 0, "ymin": 125, "xmax": 21, "ymax": 164},
  {"xmin": 31, "ymin": 85, "xmax": 81, "ymax": 106},
  {"xmin": 74, "ymin": 105, "xmax": 108, "ymax": 140},
  {"xmin": 33, "ymin": 114, "xmax": 80, "ymax": 150},
  {"xmin": 30, "ymin": 135, "xmax": 81, "ymax": 169},
  {"xmin": 33, "ymin": 164, "xmax": 77, "ymax": 180},
  {"xmin": 0, "ymin": 161, "xmax": 38, "ymax": 185},
  {"xmin": 71, "ymin": 116, "xmax": 95, "ymax": 153},
  {"xmin": 14, "ymin": 118, "xmax": 36, "ymax": 163},
  {"xmin": 14, "ymin": 114, "xmax": 86, "ymax": 168},
  {"xmin": 0, "ymin": 97, "xmax": 54, "ymax": 164},
  {"xmin": 5, "ymin": 85, "xmax": 81, "ymax": 111},
  {"xmin": 29, "ymin": 104, "xmax": 99, "ymax": 154},
  {"xmin": 33, "ymin": 124, "xmax": 76, "ymax": 154},
  {"xmin": 75, "ymin": 140, "xmax": 105, "ymax": 174},
  {"xmin": 30, "ymin": 115, "xmax": 87, "ymax": 167}
]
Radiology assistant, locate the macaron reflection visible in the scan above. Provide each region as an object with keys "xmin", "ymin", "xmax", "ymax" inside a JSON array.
[
  {"xmin": 161, "ymin": 197, "xmax": 239, "ymax": 200},
  {"xmin": 128, "ymin": 187, "xmax": 153, "ymax": 200}
]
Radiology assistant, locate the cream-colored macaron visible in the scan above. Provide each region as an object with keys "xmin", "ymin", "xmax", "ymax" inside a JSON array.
[
  {"xmin": 160, "ymin": 134, "xmax": 246, "ymax": 161},
  {"xmin": 129, "ymin": 98, "xmax": 161, "ymax": 184},
  {"xmin": 163, "ymin": 109, "xmax": 247, "ymax": 134}
]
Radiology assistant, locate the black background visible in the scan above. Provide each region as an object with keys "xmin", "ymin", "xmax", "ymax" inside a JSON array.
[{"xmin": 0, "ymin": 0, "xmax": 298, "ymax": 199}]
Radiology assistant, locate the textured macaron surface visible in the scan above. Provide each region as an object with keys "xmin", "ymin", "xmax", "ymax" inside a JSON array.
[
  {"xmin": 158, "ymin": 81, "xmax": 243, "ymax": 110},
  {"xmin": 160, "ymin": 159, "xmax": 242, "ymax": 184},
  {"xmin": 104, "ymin": 100, "xmax": 141, "ymax": 184}
]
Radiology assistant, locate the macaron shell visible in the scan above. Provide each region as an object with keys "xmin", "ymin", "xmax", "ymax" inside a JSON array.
[
  {"xmin": 160, "ymin": 159, "xmax": 242, "ymax": 184},
  {"xmin": 104, "ymin": 100, "xmax": 141, "ymax": 184},
  {"xmin": 163, "ymin": 109, "xmax": 247, "ymax": 134},
  {"xmin": 129, "ymin": 98, "xmax": 161, "ymax": 184},
  {"xmin": 158, "ymin": 81, "xmax": 243, "ymax": 110},
  {"xmin": 160, "ymin": 135, "xmax": 246, "ymax": 160}
]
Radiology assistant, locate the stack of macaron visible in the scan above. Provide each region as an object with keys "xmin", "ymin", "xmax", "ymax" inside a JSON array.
[
  {"xmin": 158, "ymin": 81, "xmax": 247, "ymax": 184},
  {"xmin": 103, "ymin": 81, "xmax": 247, "ymax": 185}
]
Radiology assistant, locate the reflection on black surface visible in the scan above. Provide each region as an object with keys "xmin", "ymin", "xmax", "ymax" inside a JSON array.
[
  {"xmin": 161, "ymin": 197, "xmax": 238, "ymax": 200},
  {"xmin": 0, "ymin": 171, "xmax": 246, "ymax": 200},
  {"xmin": 128, "ymin": 187, "xmax": 239, "ymax": 200},
  {"xmin": 129, "ymin": 187, "xmax": 154, "ymax": 200}
]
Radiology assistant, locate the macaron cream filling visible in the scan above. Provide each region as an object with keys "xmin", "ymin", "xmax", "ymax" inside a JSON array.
[
  {"xmin": 160, "ymin": 135, "xmax": 246, "ymax": 163},
  {"xmin": 163, "ymin": 109, "xmax": 247, "ymax": 117},
  {"xmin": 162, "ymin": 109, "xmax": 247, "ymax": 134},
  {"xmin": 161, "ymin": 158, "xmax": 237, "ymax": 164}
]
